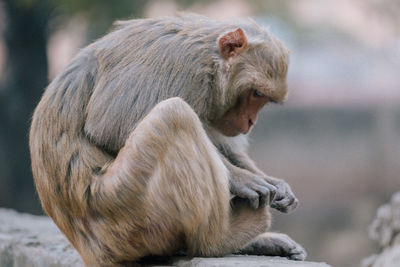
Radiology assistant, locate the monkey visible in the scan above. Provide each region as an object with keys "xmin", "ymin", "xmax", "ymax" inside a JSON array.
[{"xmin": 29, "ymin": 14, "xmax": 307, "ymax": 266}]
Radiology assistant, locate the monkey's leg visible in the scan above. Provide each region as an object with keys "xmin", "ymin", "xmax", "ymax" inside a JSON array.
[
  {"xmin": 129, "ymin": 97, "xmax": 231, "ymax": 257},
  {"xmin": 91, "ymin": 97, "xmax": 268, "ymax": 263},
  {"xmin": 132, "ymin": 98, "xmax": 270, "ymax": 257},
  {"xmin": 240, "ymin": 232, "xmax": 307, "ymax": 261}
]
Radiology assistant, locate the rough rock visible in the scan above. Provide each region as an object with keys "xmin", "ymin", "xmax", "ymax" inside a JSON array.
[
  {"xmin": 362, "ymin": 192, "xmax": 400, "ymax": 267},
  {"xmin": 0, "ymin": 208, "xmax": 331, "ymax": 267},
  {"xmin": 0, "ymin": 208, "xmax": 82, "ymax": 267}
]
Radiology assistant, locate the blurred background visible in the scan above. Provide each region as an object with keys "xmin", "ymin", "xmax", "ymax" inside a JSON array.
[{"xmin": 0, "ymin": 0, "xmax": 399, "ymax": 266}]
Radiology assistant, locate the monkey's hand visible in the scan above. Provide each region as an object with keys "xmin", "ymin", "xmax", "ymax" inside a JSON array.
[
  {"xmin": 229, "ymin": 174, "xmax": 277, "ymax": 210},
  {"xmin": 269, "ymin": 180, "xmax": 299, "ymax": 213}
]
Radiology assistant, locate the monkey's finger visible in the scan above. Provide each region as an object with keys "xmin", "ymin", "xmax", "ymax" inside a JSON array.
[
  {"xmin": 246, "ymin": 190, "xmax": 261, "ymax": 210},
  {"xmin": 273, "ymin": 182, "xmax": 290, "ymax": 201},
  {"xmin": 234, "ymin": 187, "xmax": 260, "ymax": 209},
  {"xmin": 252, "ymin": 184, "xmax": 271, "ymax": 208},
  {"xmin": 271, "ymin": 196, "xmax": 298, "ymax": 213},
  {"xmin": 270, "ymin": 202, "xmax": 280, "ymax": 211},
  {"xmin": 290, "ymin": 197, "xmax": 299, "ymax": 210},
  {"xmin": 270, "ymin": 198, "xmax": 288, "ymax": 211},
  {"xmin": 271, "ymin": 201, "xmax": 290, "ymax": 213},
  {"xmin": 253, "ymin": 178, "xmax": 277, "ymax": 201},
  {"xmin": 248, "ymin": 195, "xmax": 260, "ymax": 210},
  {"xmin": 273, "ymin": 188, "xmax": 287, "ymax": 202},
  {"xmin": 285, "ymin": 196, "xmax": 298, "ymax": 211}
]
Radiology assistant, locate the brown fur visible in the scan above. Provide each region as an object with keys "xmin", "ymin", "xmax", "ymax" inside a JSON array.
[{"xmin": 29, "ymin": 14, "xmax": 303, "ymax": 266}]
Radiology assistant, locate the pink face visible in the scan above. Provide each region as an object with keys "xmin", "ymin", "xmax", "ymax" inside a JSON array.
[
  {"xmin": 215, "ymin": 27, "xmax": 288, "ymax": 136},
  {"xmin": 214, "ymin": 89, "xmax": 270, "ymax": 136}
]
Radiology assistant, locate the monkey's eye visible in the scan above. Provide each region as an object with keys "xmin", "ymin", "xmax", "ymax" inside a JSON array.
[{"xmin": 253, "ymin": 89, "xmax": 266, "ymax": 98}]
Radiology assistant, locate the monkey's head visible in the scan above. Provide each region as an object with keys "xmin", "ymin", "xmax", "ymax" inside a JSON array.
[{"xmin": 212, "ymin": 26, "xmax": 290, "ymax": 137}]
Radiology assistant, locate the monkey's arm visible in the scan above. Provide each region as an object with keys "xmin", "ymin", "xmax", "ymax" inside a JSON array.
[{"xmin": 221, "ymin": 151, "xmax": 298, "ymax": 213}]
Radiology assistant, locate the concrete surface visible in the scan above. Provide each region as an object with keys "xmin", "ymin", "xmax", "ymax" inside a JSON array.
[{"xmin": 0, "ymin": 208, "xmax": 331, "ymax": 266}]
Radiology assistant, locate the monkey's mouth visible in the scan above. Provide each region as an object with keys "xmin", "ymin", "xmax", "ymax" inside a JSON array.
[
  {"xmin": 215, "ymin": 116, "xmax": 256, "ymax": 137},
  {"xmin": 235, "ymin": 118, "xmax": 255, "ymax": 135},
  {"xmin": 243, "ymin": 119, "xmax": 255, "ymax": 134},
  {"xmin": 248, "ymin": 119, "xmax": 254, "ymax": 128}
]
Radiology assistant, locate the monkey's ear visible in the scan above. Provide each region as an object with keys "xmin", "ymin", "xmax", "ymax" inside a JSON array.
[{"xmin": 218, "ymin": 28, "xmax": 248, "ymax": 60}]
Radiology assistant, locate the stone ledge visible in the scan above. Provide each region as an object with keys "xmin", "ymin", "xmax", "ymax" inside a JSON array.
[
  {"xmin": 0, "ymin": 208, "xmax": 331, "ymax": 267},
  {"xmin": 173, "ymin": 256, "xmax": 331, "ymax": 267}
]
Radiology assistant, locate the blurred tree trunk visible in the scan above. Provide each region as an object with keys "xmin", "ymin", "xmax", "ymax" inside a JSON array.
[{"xmin": 0, "ymin": 1, "xmax": 52, "ymax": 214}]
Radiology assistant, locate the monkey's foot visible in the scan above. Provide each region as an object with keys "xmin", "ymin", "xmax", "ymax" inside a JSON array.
[{"xmin": 240, "ymin": 232, "xmax": 307, "ymax": 261}]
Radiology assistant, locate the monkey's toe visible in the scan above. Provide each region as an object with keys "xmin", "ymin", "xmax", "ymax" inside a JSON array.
[{"xmin": 288, "ymin": 246, "xmax": 307, "ymax": 261}]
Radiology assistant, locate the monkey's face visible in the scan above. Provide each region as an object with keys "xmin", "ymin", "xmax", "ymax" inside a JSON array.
[
  {"xmin": 213, "ymin": 27, "xmax": 289, "ymax": 137},
  {"xmin": 213, "ymin": 89, "xmax": 270, "ymax": 136}
]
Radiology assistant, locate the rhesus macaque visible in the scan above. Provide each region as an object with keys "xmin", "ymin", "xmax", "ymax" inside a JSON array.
[{"xmin": 30, "ymin": 14, "xmax": 306, "ymax": 266}]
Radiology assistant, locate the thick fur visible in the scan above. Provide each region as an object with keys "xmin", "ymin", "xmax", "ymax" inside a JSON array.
[{"xmin": 30, "ymin": 14, "xmax": 301, "ymax": 266}]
